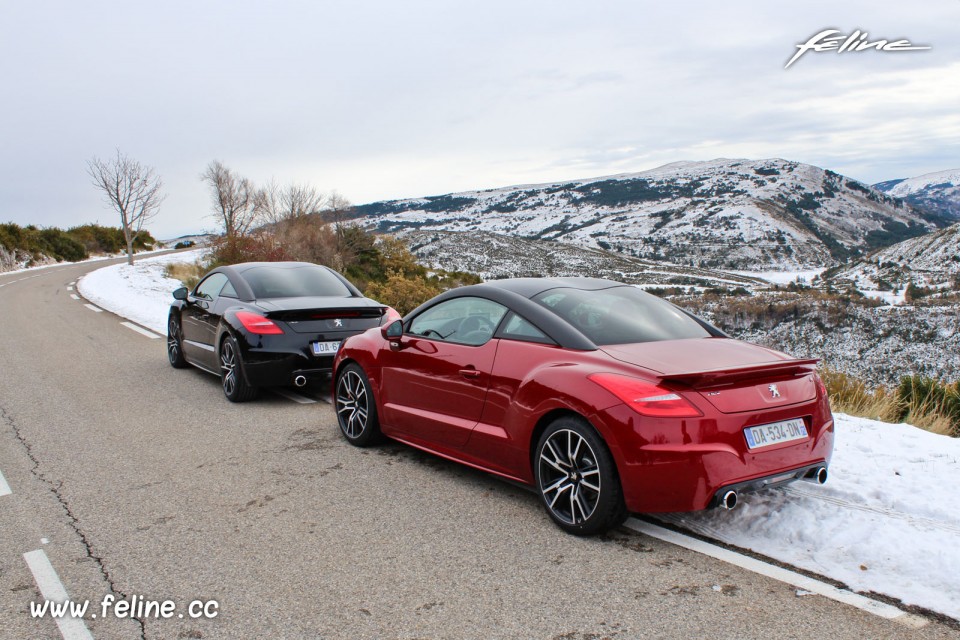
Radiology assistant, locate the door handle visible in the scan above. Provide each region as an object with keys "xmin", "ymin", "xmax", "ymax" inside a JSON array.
[{"xmin": 459, "ymin": 368, "xmax": 482, "ymax": 380}]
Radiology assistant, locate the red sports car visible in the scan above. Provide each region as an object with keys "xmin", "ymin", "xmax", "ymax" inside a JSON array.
[{"xmin": 332, "ymin": 278, "xmax": 834, "ymax": 535}]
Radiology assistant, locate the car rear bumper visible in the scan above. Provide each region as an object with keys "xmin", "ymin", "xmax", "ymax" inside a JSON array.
[
  {"xmin": 598, "ymin": 403, "xmax": 835, "ymax": 513},
  {"xmin": 241, "ymin": 349, "xmax": 337, "ymax": 387}
]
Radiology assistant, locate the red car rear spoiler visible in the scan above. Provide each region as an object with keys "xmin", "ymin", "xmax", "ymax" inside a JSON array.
[{"xmin": 662, "ymin": 358, "xmax": 820, "ymax": 388}]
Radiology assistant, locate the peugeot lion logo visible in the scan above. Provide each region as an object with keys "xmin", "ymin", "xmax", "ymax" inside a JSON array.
[
  {"xmin": 333, "ymin": 319, "xmax": 343, "ymax": 328},
  {"xmin": 768, "ymin": 384, "xmax": 781, "ymax": 398}
]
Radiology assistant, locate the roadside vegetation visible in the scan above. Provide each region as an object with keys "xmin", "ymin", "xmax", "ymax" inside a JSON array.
[
  {"xmin": 165, "ymin": 161, "xmax": 479, "ymax": 314},
  {"xmin": 0, "ymin": 222, "xmax": 156, "ymax": 267},
  {"xmin": 822, "ymin": 368, "xmax": 960, "ymax": 437}
]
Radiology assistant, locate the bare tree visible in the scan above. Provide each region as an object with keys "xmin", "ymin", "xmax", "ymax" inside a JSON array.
[
  {"xmin": 201, "ymin": 160, "xmax": 259, "ymax": 238},
  {"xmin": 282, "ymin": 183, "xmax": 326, "ymax": 220},
  {"xmin": 87, "ymin": 150, "xmax": 164, "ymax": 265},
  {"xmin": 253, "ymin": 178, "xmax": 283, "ymax": 225}
]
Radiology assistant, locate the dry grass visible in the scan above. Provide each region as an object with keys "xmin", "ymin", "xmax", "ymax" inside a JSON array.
[
  {"xmin": 164, "ymin": 261, "xmax": 206, "ymax": 291},
  {"xmin": 822, "ymin": 367, "xmax": 959, "ymax": 437}
]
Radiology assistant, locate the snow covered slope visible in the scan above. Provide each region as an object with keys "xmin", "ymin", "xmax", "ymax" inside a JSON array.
[
  {"xmin": 357, "ymin": 158, "xmax": 937, "ymax": 271},
  {"xmin": 408, "ymin": 230, "xmax": 762, "ymax": 288},
  {"xmin": 830, "ymin": 222, "xmax": 960, "ymax": 294},
  {"xmin": 875, "ymin": 169, "xmax": 960, "ymax": 221}
]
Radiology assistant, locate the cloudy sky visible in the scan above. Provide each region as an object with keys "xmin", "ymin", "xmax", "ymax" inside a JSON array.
[{"xmin": 1, "ymin": 1, "xmax": 958, "ymax": 238}]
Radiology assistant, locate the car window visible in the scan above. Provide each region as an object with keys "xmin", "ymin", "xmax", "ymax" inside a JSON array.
[
  {"xmin": 533, "ymin": 286, "xmax": 711, "ymax": 345},
  {"xmin": 244, "ymin": 265, "xmax": 351, "ymax": 299},
  {"xmin": 408, "ymin": 297, "xmax": 508, "ymax": 346},
  {"xmin": 220, "ymin": 279, "xmax": 238, "ymax": 298},
  {"xmin": 500, "ymin": 312, "xmax": 554, "ymax": 345},
  {"xmin": 194, "ymin": 273, "xmax": 229, "ymax": 300}
]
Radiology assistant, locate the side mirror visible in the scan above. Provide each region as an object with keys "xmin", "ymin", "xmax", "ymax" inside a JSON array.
[
  {"xmin": 381, "ymin": 319, "xmax": 403, "ymax": 341},
  {"xmin": 172, "ymin": 287, "xmax": 189, "ymax": 301}
]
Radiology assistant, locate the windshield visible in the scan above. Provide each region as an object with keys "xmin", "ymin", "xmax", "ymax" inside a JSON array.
[
  {"xmin": 244, "ymin": 265, "xmax": 352, "ymax": 299},
  {"xmin": 532, "ymin": 286, "xmax": 712, "ymax": 345}
]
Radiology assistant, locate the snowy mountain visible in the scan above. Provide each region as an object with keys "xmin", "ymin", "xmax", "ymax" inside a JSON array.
[
  {"xmin": 874, "ymin": 169, "xmax": 960, "ymax": 221},
  {"xmin": 407, "ymin": 229, "xmax": 763, "ymax": 289},
  {"xmin": 828, "ymin": 222, "xmax": 960, "ymax": 294},
  {"xmin": 356, "ymin": 158, "xmax": 940, "ymax": 271}
]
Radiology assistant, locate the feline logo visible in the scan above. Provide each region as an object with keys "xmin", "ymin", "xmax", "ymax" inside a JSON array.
[
  {"xmin": 768, "ymin": 384, "xmax": 781, "ymax": 399},
  {"xmin": 786, "ymin": 29, "xmax": 930, "ymax": 69}
]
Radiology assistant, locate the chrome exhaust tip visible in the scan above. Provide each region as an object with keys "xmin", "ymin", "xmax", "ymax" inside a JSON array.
[
  {"xmin": 293, "ymin": 375, "xmax": 307, "ymax": 388},
  {"xmin": 720, "ymin": 490, "xmax": 738, "ymax": 510},
  {"xmin": 803, "ymin": 466, "xmax": 828, "ymax": 485},
  {"xmin": 815, "ymin": 467, "xmax": 828, "ymax": 484}
]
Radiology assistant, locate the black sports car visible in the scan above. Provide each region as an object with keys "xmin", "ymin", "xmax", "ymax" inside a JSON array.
[{"xmin": 167, "ymin": 262, "xmax": 395, "ymax": 402}]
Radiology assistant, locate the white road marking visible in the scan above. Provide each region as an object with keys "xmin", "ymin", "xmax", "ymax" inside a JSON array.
[
  {"xmin": 68, "ymin": 281, "xmax": 75, "ymax": 286},
  {"xmin": 0, "ymin": 467, "xmax": 11, "ymax": 496},
  {"xmin": 272, "ymin": 389, "xmax": 317, "ymax": 404},
  {"xmin": 83, "ymin": 304, "xmax": 103, "ymax": 313},
  {"xmin": 41, "ymin": 538, "xmax": 49, "ymax": 545},
  {"xmin": 66, "ymin": 286, "xmax": 73, "ymax": 291},
  {"xmin": 22, "ymin": 549, "xmax": 95, "ymax": 640},
  {"xmin": 70, "ymin": 294, "xmax": 80, "ymax": 300},
  {"xmin": 625, "ymin": 519, "xmax": 927, "ymax": 628},
  {"xmin": 120, "ymin": 322, "xmax": 161, "ymax": 339}
]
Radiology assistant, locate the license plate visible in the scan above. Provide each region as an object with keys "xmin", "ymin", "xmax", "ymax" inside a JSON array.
[
  {"xmin": 311, "ymin": 340, "xmax": 341, "ymax": 356},
  {"xmin": 744, "ymin": 418, "xmax": 808, "ymax": 449}
]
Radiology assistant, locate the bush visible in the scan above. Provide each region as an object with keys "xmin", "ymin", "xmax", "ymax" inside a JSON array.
[
  {"xmin": 364, "ymin": 270, "xmax": 443, "ymax": 315},
  {"xmin": 821, "ymin": 367, "xmax": 959, "ymax": 437},
  {"xmin": 895, "ymin": 376, "xmax": 960, "ymax": 436}
]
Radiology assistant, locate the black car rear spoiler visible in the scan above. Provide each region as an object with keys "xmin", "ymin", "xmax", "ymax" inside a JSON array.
[
  {"xmin": 661, "ymin": 358, "xmax": 820, "ymax": 388},
  {"xmin": 265, "ymin": 307, "xmax": 387, "ymax": 321}
]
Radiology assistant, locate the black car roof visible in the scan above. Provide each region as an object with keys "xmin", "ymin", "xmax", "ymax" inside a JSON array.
[{"xmin": 211, "ymin": 262, "xmax": 362, "ymax": 301}]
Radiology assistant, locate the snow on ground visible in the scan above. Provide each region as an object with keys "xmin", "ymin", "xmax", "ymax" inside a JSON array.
[
  {"xmin": 731, "ymin": 268, "xmax": 827, "ymax": 285},
  {"xmin": 76, "ymin": 249, "xmax": 206, "ymax": 334},
  {"xmin": 78, "ymin": 256, "xmax": 960, "ymax": 621},
  {"xmin": 659, "ymin": 415, "xmax": 960, "ymax": 620}
]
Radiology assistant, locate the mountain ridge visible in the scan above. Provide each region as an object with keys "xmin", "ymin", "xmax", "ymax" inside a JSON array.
[{"xmin": 355, "ymin": 158, "xmax": 943, "ymax": 271}]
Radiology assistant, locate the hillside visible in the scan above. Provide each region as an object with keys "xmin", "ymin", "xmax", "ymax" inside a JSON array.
[
  {"xmin": 356, "ymin": 158, "xmax": 942, "ymax": 271},
  {"xmin": 406, "ymin": 230, "xmax": 762, "ymax": 288},
  {"xmin": 875, "ymin": 169, "xmax": 960, "ymax": 221},
  {"xmin": 827, "ymin": 222, "xmax": 960, "ymax": 295}
]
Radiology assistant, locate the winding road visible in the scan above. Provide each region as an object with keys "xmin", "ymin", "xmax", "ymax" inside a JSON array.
[{"xmin": 0, "ymin": 258, "xmax": 955, "ymax": 639}]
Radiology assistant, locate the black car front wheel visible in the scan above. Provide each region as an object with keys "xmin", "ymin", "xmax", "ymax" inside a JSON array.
[
  {"xmin": 167, "ymin": 313, "xmax": 188, "ymax": 369},
  {"xmin": 335, "ymin": 363, "xmax": 382, "ymax": 446},
  {"xmin": 219, "ymin": 335, "xmax": 259, "ymax": 402},
  {"xmin": 534, "ymin": 416, "xmax": 626, "ymax": 536}
]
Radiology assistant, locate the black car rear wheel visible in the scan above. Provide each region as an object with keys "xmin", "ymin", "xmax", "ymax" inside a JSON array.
[
  {"xmin": 219, "ymin": 335, "xmax": 259, "ymax": 402},
  {"xmin": 167, "ymin": 313, "xmax": 188, "ymax": 369},
  {"xmin": 335, "ymin": 363, "xmax": 382, "ymax": 446},
  {"xmin": 534, "ymin": 416, "xmax": 626, "ymax": 536}
]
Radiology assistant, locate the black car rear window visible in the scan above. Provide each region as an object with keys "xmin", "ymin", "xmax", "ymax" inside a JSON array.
[
  {"xmin": 244, "ymin": 265, "xmax": 352, "ymax": 299},
  {"xmin": 532, "ymin": 286, "xmax": 711, "ymax": 345}
]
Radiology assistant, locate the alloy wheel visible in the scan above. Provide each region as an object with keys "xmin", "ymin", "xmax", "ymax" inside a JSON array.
[
  {"xmin": 336, "ymin": 370, "xmax": 369, "ymax": 439},
  {"xmin": 538, "ymin": 428, "xmax": 602, "ymax": 525},
  {"xmin": 220, "ymin": 339, "xmax": 238, "ymax": 397}
]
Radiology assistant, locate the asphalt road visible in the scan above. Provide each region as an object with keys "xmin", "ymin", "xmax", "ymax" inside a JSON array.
[{"xmin": 0, "ymin": 258, "xmax": 956, "ymax": 640}]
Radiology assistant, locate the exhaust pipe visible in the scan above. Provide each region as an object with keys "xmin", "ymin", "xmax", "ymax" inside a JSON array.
[
  {"xmin": 802, "ymin": 466, "xmax": 828, "ymax": 485},
  {"xmin": 719, "ymin": 490, "xmax": 738, "ymax": 510},
  {"xmin": 293, "ymin": 375, "xmax": 307, "ymax": 388},
  {"xmin": 815, "ymin": 467, "xmax": 828, "ymax": 484}
]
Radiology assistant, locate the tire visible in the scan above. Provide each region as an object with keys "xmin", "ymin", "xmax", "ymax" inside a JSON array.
[
  {"xmin": 534, "ymin": 416, "xmax": 627, "ymax": 536},
  {"xmin": 335, "ymin": 363, "xmax": 382, "ymax": 447},
  {"xmin": 219, "ymin": 334, "xmax": 259, "ymax": 402},
  {"xmin": 167, "ymin": 312, "xmax": 188, "ymax": 369}
]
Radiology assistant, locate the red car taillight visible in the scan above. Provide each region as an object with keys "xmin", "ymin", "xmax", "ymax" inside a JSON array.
[
  {"xmin": 235, "ymin": 311, "xmax": 284, "ymax": 335},
  {"xmin": 589, "ymin": 373, "xmax": 702, "ymax": 418}
]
